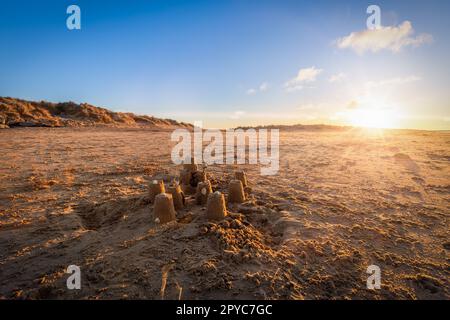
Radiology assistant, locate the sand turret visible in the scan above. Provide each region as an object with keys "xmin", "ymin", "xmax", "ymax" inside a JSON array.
[
  {"xmin": 228, "ymin": 179, "xmax": 245, "ymax": 203},
  {"xmin": 195, "ymin": 180, "xmax": 212, "ymax": 205},
  {"xmin": 179, "ymin": 163, "xmax": 206, "ymax": 194},
  {"xmin": 206, "ymin": 191, "xmax": 227, "ymax": 221},
  {"xmin": 167, "ymin": 183, "xmax": 185, "ymax": 210},
  {"xmin": 235, "ymin": 170, "xmax": 248, "ymax": 187},
  {"xmin": 149, "ymin": 179, "xmax": 165, "ymax": 203},
  {"xmin": 183, "ymin": 163, "xmax": 198, "ymax": 172},
  {"xmin": 153, "ymin": 193, "xmax": 177, "ymax": 224}
]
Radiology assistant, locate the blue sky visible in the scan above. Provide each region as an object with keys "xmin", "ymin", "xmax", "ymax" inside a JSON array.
[{"xmin": 1, "ymin": 0, "xmax": 449, "ymax": 129}]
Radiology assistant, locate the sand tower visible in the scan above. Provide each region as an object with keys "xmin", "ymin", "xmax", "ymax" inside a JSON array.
[
  {"xmin": 228, "ymin": 179, "xmax": 245, "ymax": 203},
  {"xmin": 192, "ymin": 170, "xmax": 207, "ymax": 185},
  {"xmin": 153, "ymin": 193, "xmax": 177, "ymax": 224},
  {"xmin": 149, "ymin": 179, "xmax": 165, "ymax": 203},
  {"xmin": 206, "ymin": 191, "xmax": 227, "ymax": 221},
  {"xmin": 179, "ymin": 169, "xmax": 191, "ymax": 186},
  {"xmin": 179, "ymin": 163, "xmax": 206, "ymax": 195},
  {"xmin": 195, "ymin": 180, "xmax": 212, "ymax": 205},
  {"xmin": 235, "ymin": 170, "xmax": 248, "ymax": 187},
  {"xmin": 167, "ymin": 183, "xmax": 185, "ymax": 210},
  {"xmin": 183, "ymin": 163, "xmax": 198, "ymax": 172}
]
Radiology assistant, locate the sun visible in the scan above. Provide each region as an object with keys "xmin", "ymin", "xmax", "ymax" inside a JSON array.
[
  {"xmin": 348, "ymin": 108, "xmax": 395, "ymax": 128},
  {"xmin": 346, "ymin": 98, "xmax": 398, "ymax": 129}
]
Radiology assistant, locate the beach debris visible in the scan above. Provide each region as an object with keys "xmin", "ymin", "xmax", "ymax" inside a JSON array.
[
  {"xmin": 159, "ymin": 262, "xmax": 175, "ymax": 300},
  {"xmin": 149, "ymin": 179, "xmax": 165, "ymax": 203},
  {"xmin": 153, "ymin": 193, "xmax": 177, "ymax": 224},
  {"xmin": 235, "ymin": 170, "xmax": 248, "ymax": 187},
  {"xmin": 228, "ymin": 179, "xmax": 246, "ymax": 203},
  {"xmin": 175, "ymin": 281, "xmax": 183, "ymax": 300},
  {"xmin": 206, "ymin": 191, "xmax": 227, "ymax": 221},
  {"xmin": 167, "ymin": 183, "xmax": 185, "ymax": 210},
  {"xmin": 195, "ymin": 180, "xmax": 212, "ymax": 205}
]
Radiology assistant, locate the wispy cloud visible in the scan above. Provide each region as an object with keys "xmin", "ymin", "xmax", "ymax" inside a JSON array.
[
  {"xmin": 285, "ymin": 66, "xmax": 323, "ymax": 92},
  {"xmin": 259, "ymin": 82, "xmax": 269, "ymax": 92},
  {"xmin": 246, "ymin": 88, "xmax": 257, "ymax": 95},
  {"xmin": 328, "ymin": 72, "xmax": 346, "ymax": 83},
  {"xmin": 296, "ymin": 103, "xmax": 329, "ymax": 111},
  {"xmin": 247, "ymin": 82, "xmax": 270, "ymax": 95},
  {"xmin": 335, "ymin": 21, "xmax": 433, "ymax": 54},
  {"xmin": 229, "ymin": 110, "xmax": 246, "ymax": 119},
  {"xmin": 366, "ymin": 75, "xmax": 421, "ymax": 88}
]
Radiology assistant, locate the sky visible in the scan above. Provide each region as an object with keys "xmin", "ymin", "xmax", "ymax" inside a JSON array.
[{"xmin": 1, "ymin": 0, "xmax": 449, "ymax": 129}]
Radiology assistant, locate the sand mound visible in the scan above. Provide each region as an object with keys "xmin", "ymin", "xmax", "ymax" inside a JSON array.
[{"xmin": 0, "ymin": 97, "xmax": 191, "ymax": 129}]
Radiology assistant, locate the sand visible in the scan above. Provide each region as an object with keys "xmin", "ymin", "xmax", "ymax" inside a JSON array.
[
  {"xmin": 0, "ymin": 127, "xmax": 448, "ymax": 299},
  {"xmin": 0, "ymin": 97, "xmax": 192, "ymax": 129}
]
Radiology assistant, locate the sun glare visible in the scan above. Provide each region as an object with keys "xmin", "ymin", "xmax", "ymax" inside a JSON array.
[{"xmin": 346, "ymin": 97, "xmax": 399, "ymax": 129}]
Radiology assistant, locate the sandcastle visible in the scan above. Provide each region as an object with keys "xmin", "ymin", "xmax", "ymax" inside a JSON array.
[
  {"xmin": 195, "ymin": 180, "xmax": 212, "ymax": 205},
  {"xmin": 153, "ymin": 193, "xmax": 177, "ymax": 224},
  {"xmin": 192, "ymin": 170, "xmax": 207, "ymax": 184},
  {"xmin": 235, "ymin": 170, "xmax": 248, "ymax": 187},
  {"xmin": 148, "ymin": 167, "xmax": 248, "ymax": 223},
  {"xmin": 167, "ymin": 183, "xmax": 185, "ymax": 210},
  {"xmin": 228, "ymin": 179, "xmax": 245, "ymax": 203},
  {"xmin": 179, "ymin": 162, "xmax": 207, "ymax": 194},
  {"xmin": 183, "ymin": 163, "xmax": 198, "ymax": 172},
  {"xmin": 179, "ymin": 163, "xmax": 197, "ymax": 187},
  {"xmin": 206, "ymin": 191, "xmax": 227, "ymax": 221},
  {"xmin": 149, "ymin": 179, "xmax": 165, "ymax": 203}
]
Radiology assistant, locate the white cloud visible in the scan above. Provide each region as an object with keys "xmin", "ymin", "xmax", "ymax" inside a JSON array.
[
  {"xmin": 247, "ymin": 82, "xmax": 270, "ymax": 95},
  {"xmin": 335, "ymin": 21, "xmax": 433, "ymax": 54},
  {"xmin": 328, "ymin": 72, "xmax": 346, "ymax": 83},
  {"xmin": 285, "ymin": 66, "xmax": 323, "ymax": 92},
  {"xmin": 366, "ymin": 75, "xmax": 421, "ymax": 88}
]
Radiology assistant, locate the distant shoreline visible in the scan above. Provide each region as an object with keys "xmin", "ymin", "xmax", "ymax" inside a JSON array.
[{"xmin": 1, "ymin": 97, "xmax": 448, "ymax": 132}]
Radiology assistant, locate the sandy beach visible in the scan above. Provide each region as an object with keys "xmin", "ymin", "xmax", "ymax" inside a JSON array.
[{"xmin": 0, "ymin": 127, "xmax": 448, "ymax": 299}]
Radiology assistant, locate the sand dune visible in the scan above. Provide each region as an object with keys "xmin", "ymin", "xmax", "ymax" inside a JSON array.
[
  {"xmin": 0, "ymin": 97, "xmax": 191, "ymax": 129},
  {"xmin": 0, "ymin": 127, "xmax": 448, "ymax": 299}
]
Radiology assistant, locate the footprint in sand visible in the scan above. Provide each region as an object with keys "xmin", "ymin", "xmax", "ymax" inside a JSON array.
[
  {"xmin": 411, "ymin": 176, "xmax": 425, "ymax": 186},
  {"xmin": 393, "ymin": 153, "xmax": 420, "ymax": 173}
]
